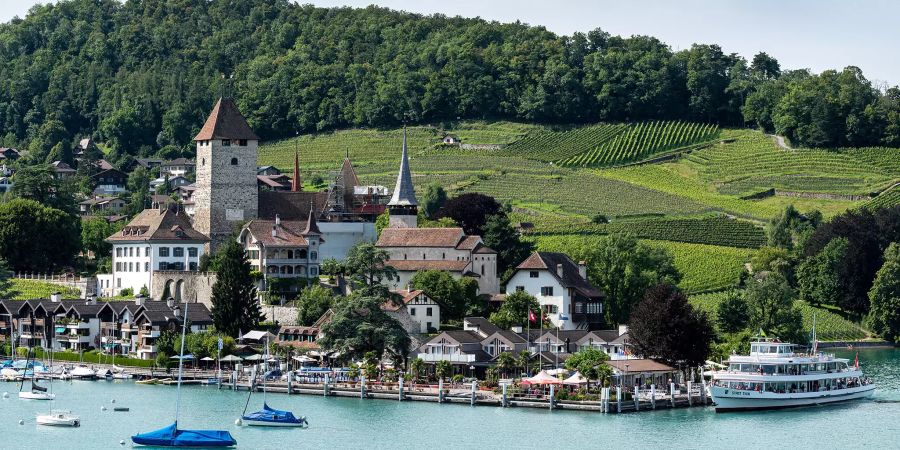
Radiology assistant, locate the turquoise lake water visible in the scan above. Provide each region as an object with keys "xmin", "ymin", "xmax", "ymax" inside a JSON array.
[{"xmin": 1, "ymin": 348, "xmax": 898, "ymax": 449}]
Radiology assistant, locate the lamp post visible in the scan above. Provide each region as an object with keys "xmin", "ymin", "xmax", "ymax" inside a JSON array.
[
  {"xmin": 625, "ymin": 363, "xmax": 630, "ymax": 391},
  {"xmin": 469, "ymin": 365, "xmax": 475, "ymax": 380}
]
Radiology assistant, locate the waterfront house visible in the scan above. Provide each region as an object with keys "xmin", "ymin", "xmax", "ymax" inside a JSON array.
[
  {"xmin": 276, "ymin": 326, "xmax": 320, "ymax": 352},
  {"xmin": 105, "ymin": 204, "xmax": 209, "ymax": 298},
  {"xmin": 50, "ymin": 161, "xmax": 76, "ymax": 179},
  {"xmin": 50, "ymin": 300, "xmax": 115, "ymax": 353},
  {"xmin": 506, "ymin": 252, "xmax": 604, "ymax": 330},
  {"xmin": 133, "ymin": 299, "xmax": 213, "ymax": 360},
  {"xmin": 241, "ymin": 330, "xmax": 277, "ymax": 346},
  {"xmin": 605, "ymin": 359, "xmax": 679, "ymax": 387},
  {"xmin": 387, "ymin": 289, "xmax": 442, "ymax": 333}
]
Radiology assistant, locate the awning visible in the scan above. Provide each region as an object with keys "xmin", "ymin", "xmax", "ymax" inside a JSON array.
[
  {"xmin": 243, "ymin": 354, "xmax": 264, "ymax": 361},
  {"xmin": 521, "ymin": 370, "xmax": 562, "ymax": 386},
  {"xmin": 562, "ymin": 371, "xmax": 589, "ymax": 385}
]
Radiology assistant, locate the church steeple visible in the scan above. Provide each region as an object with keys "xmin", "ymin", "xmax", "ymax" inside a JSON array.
[
  {"xmin": 291, "ymin": 148, "xmax": 301, "ymax": 192},
  {"xmin": 387, "ymin": 128, "xmax": 417, "ymax": 228}
]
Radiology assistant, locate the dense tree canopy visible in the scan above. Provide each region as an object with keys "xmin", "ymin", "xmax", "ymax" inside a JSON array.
[
  {"xmin": 867, "ymin": 243, "xmax": 900, "ymax": 343},
  {"xmin": 318, "ymin": 295, "xmax": 411, "ymax": 363},
  {"xmin": 628, "ymin": 283, "xmax": 715, "ymax": 369},
  {"xmin": 803, "ymin": 206, "xmax": 900, "ymax": 314},
  {"xmin": 435, "ymin": 193, "xmax": 504, "ymax": 236},
  {"xmin": 489, "ymin": 290, "xmax": 539, "ymax": 330},
  {"xmin": 295, "ymin": 285, "xmax": 335, "ymax": 327},
  {"xmin": 1, "ymin": 0, "xmax": 893, "ymax": 167},
  {"xmin": 210, "ymin": 240, "xmax": 263, "ymax": 336},
  {"xmin": 0, "ymin": 198, "xmax": 81, "ymax": 271},
  {"xmin": 745, "ymin": 273, "xmax": 805, "ymax": 343}
]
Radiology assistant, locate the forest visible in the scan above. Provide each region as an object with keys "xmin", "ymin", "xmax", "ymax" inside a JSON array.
[{"xmin": 0, "ymin": 0, "xmax": 898, "ymax": 167}]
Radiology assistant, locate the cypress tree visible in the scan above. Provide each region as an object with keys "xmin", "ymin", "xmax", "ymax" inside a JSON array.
[{"xmin": 210, "ymin": 240, "xmax": 263, "ymax": 337}]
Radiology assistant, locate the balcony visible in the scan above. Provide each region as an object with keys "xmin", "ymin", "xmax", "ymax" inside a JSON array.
[
  {"xmin": 138, "ymin": 345, "xmax": 158, "ymax": 353},
  {"xmin": 419, "ymin": 353, "xmax": 476, "ymax": 363},
  {"xmin": 20, "ymin": 319, "xmax": 45, "ymax": 326}
]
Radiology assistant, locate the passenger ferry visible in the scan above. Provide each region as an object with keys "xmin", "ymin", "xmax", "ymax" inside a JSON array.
[{"xmin": 709, "ymin": 338, "xmax": 875, "ymax": 412}]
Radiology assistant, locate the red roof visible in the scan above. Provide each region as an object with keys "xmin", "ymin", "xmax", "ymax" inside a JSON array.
[
  {"xmin": 244, "ymin": 220, "xmax": 311, "ymax": 247},
  {"xmin": 193, "ymin": 98, "xmax": 259, "ymax": 141},
  {"xmin": 376, "ymin": 227, "xmax": 465, "ymax": 248}
]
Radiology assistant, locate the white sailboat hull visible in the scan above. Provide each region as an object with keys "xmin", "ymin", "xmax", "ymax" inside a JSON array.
[
  {"xmin": 36, "ymin": 411, "xmax": 80, "ymax": 427},
  {"xmin": 242, "ymin": 419, "xmax": 307, "ymax": 427},
  {"xmin": 19, "ymin": 391, "xmax": 55, "ymax": 400},
  {"xmin": 710, "ymin": 384, "xmax": 875, "ymax": 412}
]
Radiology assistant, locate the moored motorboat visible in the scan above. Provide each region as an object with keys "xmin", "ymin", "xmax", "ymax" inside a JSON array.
[
  {"xmin": 70, "ymin": 366, "xmax": 97, "ymax": 380},
  {"xmin": 709, "ymin": 337, "xmax": 875, "ymax": 412},
  {"xmin": 36, "ymin": 410, "xmax": 80, "ymax": 427}
]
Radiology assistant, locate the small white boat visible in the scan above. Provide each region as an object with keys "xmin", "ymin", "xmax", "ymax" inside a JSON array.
[
  {"xmin": 96, "ymin": 368, "xmax": 113, "ymax": 380},
  {"xmin": 19, "ymin": 391, "xmax": 55, "ymax": 400},
  {"xmin": 112, "ymin": 372, "xmax": 132, "ymax": 380},
  {"xmin": 70, "ymin": 366, "xmax": 96, "ymax": 379},
  {"xmin": 36, "ymin": 410, "xmax": 80, "ymax": 427},
  {"xmin": 0, "ymin": 367, "xmax": 21, "ymax": 381}
]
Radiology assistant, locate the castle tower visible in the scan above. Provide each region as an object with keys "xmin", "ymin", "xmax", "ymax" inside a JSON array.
[
  {"xmin": 192, "ymin": 97, "xmax": 259, "ymax": 253},
  {"xmin": 387, "ymin": 129, "xmax": 417, "ymax": 228}
]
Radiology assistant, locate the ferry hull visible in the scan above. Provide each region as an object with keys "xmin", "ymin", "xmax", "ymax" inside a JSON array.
[{"xmin": 711, "ymin": 385, "xmax": 875, "ymax": 412}]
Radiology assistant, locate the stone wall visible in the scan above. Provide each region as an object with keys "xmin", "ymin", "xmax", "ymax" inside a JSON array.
[
  {"xmin": 262, "ymin": 305, "xmax": 299, "ymax": 325},
  {"xmin": 150, "ymin": 271, "xmax": 217, "ymax": 308}
]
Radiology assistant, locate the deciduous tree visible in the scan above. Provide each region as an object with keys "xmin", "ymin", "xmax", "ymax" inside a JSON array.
[
  {"xmin": 318, "ymin": 295, "xmax": 411, "ymax": 364},
  {"xmin": 867, "ymin": 243, "xmax": 900, "ymax": 343}
]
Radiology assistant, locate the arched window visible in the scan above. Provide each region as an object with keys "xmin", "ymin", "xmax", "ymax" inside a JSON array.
[
  {"xmin": 287, "ymin": 250, "xmax": 294, "ymax": 259},
  {"xmin": 230, "ymin": 157, "xmax": 238, "ymax": 165},
  {"xmin": 298, "ymin": 249, "xmax": 308, "ymax": 259}
]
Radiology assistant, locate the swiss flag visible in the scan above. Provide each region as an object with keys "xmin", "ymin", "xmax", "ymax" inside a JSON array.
[{"xmin": 528, "ymin": 310, "xmax": 536, "ymax": 323}]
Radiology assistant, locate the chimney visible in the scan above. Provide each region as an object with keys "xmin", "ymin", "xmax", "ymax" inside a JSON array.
[
  {"xmin": 272, "ymin": 225, "xmax": 277, "ymax": 238},
  {"xmin": 556, "ymin": 263, "xmax": 564, "ymax": 278},
  {"xmin": 578, "ymin": 261, "xmax": 587, "ymax": 280},
  {"xmin": 511, "ymin": 325, "xmax": 523, "ymax": 333},
  {"xmin": 166, "ymin": 297, "xmax": 175, "ymax": 308},
  {"xmin": 134, "ymin": 294, "xmax": 145, "ymax": 306},
  {"xmin": 275, "ymin": 214, "xmax": 281, "ymax": 226},
  {"xmin": 50, "ymin": 292, "xmax": 61, "ymax": 303},
  {"xmin": 85, "ymin": 296, "xmax": 97, "ymax": 306},
  {"xmin": 618, "ymin": 324, "xmax": 628, "ymax": 336}
]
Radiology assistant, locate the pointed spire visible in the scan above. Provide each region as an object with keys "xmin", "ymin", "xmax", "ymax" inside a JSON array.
[
  {"xmin": 302, "ymin": 201, "xmax": 321, "ymax": 235},
  {"xmin": 291, "ymin": 147, "xmax": 301, "ymax": 192},
  {"xmin": 388, "ymin": 128, "xmax": 417, "ymax": 206}
]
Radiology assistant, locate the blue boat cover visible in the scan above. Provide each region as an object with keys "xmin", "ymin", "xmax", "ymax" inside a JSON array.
[
  {"xmin": 131, "ymin": 423, "xmax": 236, "ymax": 447},
  {"xmin": 242, "ymin": 403, "xmax": 305, "ymax": 425}
]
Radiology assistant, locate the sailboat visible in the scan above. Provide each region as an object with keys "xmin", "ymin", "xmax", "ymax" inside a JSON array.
[
  {"xmin": 36, "ymin": 335, "xmax": 80, "ymax": 427},
  {"xmin": 131, "ymin": 302, "xmax": 237, "ymax": 447},
  {"xmin": 239, "ymin": 337, "xmax": 308, "ymax": 427},
  {"xmin": 19, "ymin": 348, "xmax": 53, "ymax": 400}
]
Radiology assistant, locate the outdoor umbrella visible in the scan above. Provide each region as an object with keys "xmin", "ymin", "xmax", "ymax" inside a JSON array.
[
  {"xmin": 562, "ymin": 371, "xmax": 589, "ymax": 385},
  {"xmin": 521, "ymin": 370, "xmax": 563, "ymax": 386},
  {"xmin": 243, "ymin": 354, "xmax": 264, "ymax": 361},
  {"xmin": 547, "ymin": 368, "xmax": 569, "ymax": 376},
  {"xmin": 220, "ymin": 355, "xmax": 242, "ymax": 362}
]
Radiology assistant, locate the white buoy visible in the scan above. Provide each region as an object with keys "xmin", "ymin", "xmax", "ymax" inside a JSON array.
[
  {"xmin": 18, "ymin": 419, "xmax": 24, "ymax": 425},
  {"xmin": 234, "ymin": 418, "xmax": 242, "ymax": 426},
  {"xmin": 101, "ymin": 406, "xmax": 107, "ymax": 411},
  {"xmin": 119, "ymin": 440, "xmax": 125, "ymax": 446}
]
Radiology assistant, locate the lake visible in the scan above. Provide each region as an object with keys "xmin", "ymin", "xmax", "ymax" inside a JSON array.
[{"xmin": 2, "ymin": 348, "xmax": 898, "ymax": 449}]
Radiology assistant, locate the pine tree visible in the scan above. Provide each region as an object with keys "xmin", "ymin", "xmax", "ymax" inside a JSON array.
[{"xmin": 210, "ymin": 240, "xmax": 263, "ymax": 337}]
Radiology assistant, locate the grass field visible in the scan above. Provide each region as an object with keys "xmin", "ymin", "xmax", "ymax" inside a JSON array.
[{"xmin": 690, "ymin": 292, "xmax": 870, "ymax": 341}]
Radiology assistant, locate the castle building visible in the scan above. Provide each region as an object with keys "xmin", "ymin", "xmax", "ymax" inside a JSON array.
[
  {"xmin": 376, "ymin": 131, "xmax": 500, "ymax": 294},
  {"xmin": 192, "ymin": 97, "xmax": 260, "ymax": 252}
]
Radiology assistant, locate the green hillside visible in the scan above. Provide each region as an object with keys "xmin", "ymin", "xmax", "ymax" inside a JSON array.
[
  {"xmin": 690, "ymin": 292, "xmax": 870, "ymax": 341},
  {"xmin": 258, "ymin": 120, "xmax": 899, "ymax": 299}
]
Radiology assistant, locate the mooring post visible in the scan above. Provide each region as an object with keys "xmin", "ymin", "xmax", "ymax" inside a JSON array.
[
  {"xmin": 651, "ymin": 384, "xmax": 656, "ymax": 409},
  {"xmin": 324, "ymin": 374, "xmax": 330, "ymax": 397},
  {"xmin": 360, "ymin": 378, "xmax": 366, "ymax": 399},
  {"xmin": 438, "ymin": 379, "xmax": 444, "ymax": 403},
  {"xmin": 634, "ymin": 385, "xmax": 640, "ymax": 411},
  {"xmin": 687, "ymin": 381, "xmax": 693, "ymax": 406},
  {"xmin": 470, "ymin": 380, "xmax": 477, "ymax": 406},
  {"xmin": 286, "ymin": 371, "xmax": 292, "ymax": 395},
  {"xmin": 670, "ymin": 382, "xmax": 676, "ymax": 407},
  {"xmin": 616, "ymin": 386, "xmax": 622, "ymax": 413},
  {"xmin": 549, "ymin": 384, "xmax": 555, "ymax": 410},
  {"xmin": 399, "ymin": 377, "xmax": 405, "ymax": 402},
  {"xmin": 502, "ymin": 383, "xmax": 508, "ymax": 407},
  {"xmin": 232, "ymin": 370, "xmax": 237, "ymax": 391},
  {"xmin": 702, "ymin": 377, "xmax": 708, "ymax": 405}
]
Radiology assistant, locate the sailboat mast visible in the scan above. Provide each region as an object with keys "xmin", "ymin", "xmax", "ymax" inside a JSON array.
[{"xmin": 174, "ymin": 302, "xmax": 189, "ymax": 425}]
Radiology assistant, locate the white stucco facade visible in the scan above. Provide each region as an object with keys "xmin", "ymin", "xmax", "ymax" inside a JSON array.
[
  {"xmin": 111, "ymin": 241, "xmax": 206, "ymax": 298},
  {"xmin": 506, "ymin": 269, "xmax": 576, "ymax": 330},
  {"xmin": 317, "ymin": 222, "xmax": 377, "ymax": 261}
]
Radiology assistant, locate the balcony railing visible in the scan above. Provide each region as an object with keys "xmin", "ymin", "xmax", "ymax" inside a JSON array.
[
  {"xmin": 138, "ymin": 345, "xmax": 158, "ymax": 353},
  {"xmin": 418, "ymin": 353, "xmax": 475, "ymax": 363}
]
